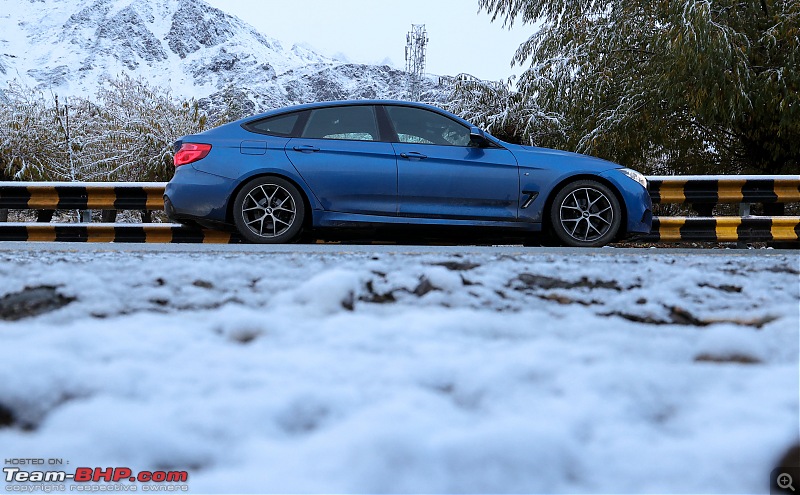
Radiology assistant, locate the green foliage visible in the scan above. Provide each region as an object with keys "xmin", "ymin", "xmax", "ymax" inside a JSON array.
[
  {"xmin": 94, "ymin": 74, "xmax": 208, "ymax": 181},
  {"xmin": 0, "ymin": 82, "xmax": 67, "ymax": 180},
  {"xmin": 474, "ymin": 0, "xmax": 799, "ymax": 175},
  {"xmin": 445, "ymin": 74, "xmax": 563, "ymax": 145},
  {"xmin": 0, "ymin": 75, "xmax": 208, "ymax": 182}
]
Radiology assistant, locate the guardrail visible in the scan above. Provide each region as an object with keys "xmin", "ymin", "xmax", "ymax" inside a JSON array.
[
  {"xmin": 643, "ymin": 175, "xmax": 799, "ymax": 245},
  {"xmin": 647, "ymin": 217, "xmax": 799, "ymax": 243},
  {"xmin": 647, "ymin": 176, "xmax": 800, "ymax": 206},
  {"xmin": 1, "ymin": 177, "xmax": 798, "ymax": 244},
  {"xmin": 0, "ymin": 181, "xmax": 165, "ymax": 223},
  {"xmin": 0, "ymin": 223, "xmax": 239, "ymax": 243}
]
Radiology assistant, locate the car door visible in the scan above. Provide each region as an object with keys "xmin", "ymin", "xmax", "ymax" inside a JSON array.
[
  {"xmin": 384, "ymin": 105, "xmax": 520, "ymax": 221},
  {"xmin": 285, "ymin": 105, "xmax": 397, "ymax": 216}
]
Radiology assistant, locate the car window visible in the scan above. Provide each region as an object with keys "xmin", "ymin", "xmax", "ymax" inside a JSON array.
[
  {"xmin": 385, "ymin": 106, "xmax": 471, "ymax": 147},
  {"xmin": 246, "ymin": 112, "xmax": 302, "ymax": 137},
  {"xmin": 302, "ymin": 106, "xmax": 379, "ymax": 141}
]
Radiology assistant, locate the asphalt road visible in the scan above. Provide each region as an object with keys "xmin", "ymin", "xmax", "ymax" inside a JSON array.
[{"xmin": 0, "ymin": 241, "xmax": 797, "ymax": 258}]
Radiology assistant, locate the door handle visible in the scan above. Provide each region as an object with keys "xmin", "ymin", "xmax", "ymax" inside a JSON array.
[
  {"xmin": 293, "ymin": 145, "xmax": 320, "ymax": 153},
  {"xmin": 400, "ymin": 151, "xmax": 427, "ymax": 160}
]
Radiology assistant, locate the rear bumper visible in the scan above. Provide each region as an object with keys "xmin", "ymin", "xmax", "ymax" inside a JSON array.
[{"xmin": 164, "ymin": 166, "xmax": 239, "ymax": 225}]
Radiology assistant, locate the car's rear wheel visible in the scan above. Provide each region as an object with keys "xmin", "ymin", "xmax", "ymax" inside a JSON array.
[
  {"xmin": 549, "ymin": 180, "xmax": 622, "ymax": 247},
  {"xmin": 232, "ymin": 177, "xmax": 305, "ymax": 244}
]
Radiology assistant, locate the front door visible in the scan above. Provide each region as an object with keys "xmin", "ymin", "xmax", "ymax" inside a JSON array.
[
  {"xmin": 285, "ymin": 105, "xmax": 397, "ymax": 216},
  {"xmin": 384, "ymin": 105, "xmax": 519, "ymax": 221}
]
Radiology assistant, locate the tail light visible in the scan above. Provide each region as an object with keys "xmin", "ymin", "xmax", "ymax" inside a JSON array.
[{"xmin": 174, "ymin": 143, "xmax": 212, "ymax": 167}]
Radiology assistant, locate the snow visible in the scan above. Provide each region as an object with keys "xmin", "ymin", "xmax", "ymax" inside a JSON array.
[
  {"xmin": 0, "ymin": 246, "xmax": 797, "ymax": 493},
  {"xmin": 0, "ymin": 0, "xmax": 335, "ymax": 98},
  {"xmin": 0, "ymin": 0, "xmax": 447, "ymax": 111}
]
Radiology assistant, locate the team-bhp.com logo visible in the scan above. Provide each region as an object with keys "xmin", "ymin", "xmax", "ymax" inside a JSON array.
[{"xmin": 4, "ymin": 466, "xmax": 189, "ymax": 492}]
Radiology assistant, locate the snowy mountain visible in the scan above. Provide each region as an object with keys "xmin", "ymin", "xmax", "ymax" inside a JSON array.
[{"xmin": 0, "ymin": 0, "xmax": 448, "ymax": 113}]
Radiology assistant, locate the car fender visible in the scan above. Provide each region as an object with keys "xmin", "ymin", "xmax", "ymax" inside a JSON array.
[
  {"xmin": 518, "ymin": 167, "xmax": 620, "ymax": 224},
  {"xmin": 184, "ymin": 138, "xmax": 325, "ymax": 214}
]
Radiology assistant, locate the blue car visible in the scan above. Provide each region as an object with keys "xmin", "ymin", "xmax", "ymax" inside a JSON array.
[{"xmin": 165, "ymin": 100, "xmax": 652, "ymax": 247}]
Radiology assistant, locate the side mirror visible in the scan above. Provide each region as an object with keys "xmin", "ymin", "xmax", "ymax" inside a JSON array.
[{"xmin": 469, "ymin": 126, "xmax": 489, "ymax": 148}]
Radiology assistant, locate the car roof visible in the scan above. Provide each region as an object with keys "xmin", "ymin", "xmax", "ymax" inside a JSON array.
[{"xmin": 235, "ymin": 100, "xmax": 473, "ymax": 128}]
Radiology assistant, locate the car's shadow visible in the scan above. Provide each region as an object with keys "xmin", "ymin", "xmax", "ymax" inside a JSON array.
[{"xmin": 300, "ymin": 225, "xmax": 558, "ymax": 246}]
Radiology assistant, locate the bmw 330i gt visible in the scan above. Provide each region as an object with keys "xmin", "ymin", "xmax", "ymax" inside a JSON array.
[{"xmin": 165, "ymin": 100, "xmax": 652, "ymax": 247}]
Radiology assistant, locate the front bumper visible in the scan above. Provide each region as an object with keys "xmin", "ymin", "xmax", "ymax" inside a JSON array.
[{"xmin": 600, "ymin": 170, "xmax": 653, "ymax": 234}]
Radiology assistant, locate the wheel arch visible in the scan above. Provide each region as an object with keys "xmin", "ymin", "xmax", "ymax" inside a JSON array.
[
  {"xmin": 226, "ymin": 173, "xmax": 315, "ymax": 232},
  {"xmin": 542, "ymin": 174, "xmax": 628, "ymax": 238}
]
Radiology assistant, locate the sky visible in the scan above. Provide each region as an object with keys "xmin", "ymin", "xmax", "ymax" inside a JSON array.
[{"xmin": 204, "ymin": 0, "xmax": 534, "ymax": 81}]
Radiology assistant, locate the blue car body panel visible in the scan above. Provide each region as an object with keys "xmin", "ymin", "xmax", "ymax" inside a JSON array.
[
  {"xmin": 167, "ymin": 134, "xmax": 325, "ymax": 222},
  {"xmin": 504, "ymin": 144, "xmax": 644, "ymax": 225},
  {"xmin": 165, "ymin": 99, "xmax": 653, "ymax": 237},
  {"xmin": 393, "ymin": 143, "xmax": 519, "ymax": 221},
  {"xmin": 164, "ymin": 165, "xmax": 238, "ymax": 222},
  {"xmin": 285, "ymin": 138, "xmax": 397, "ymax": 215},
  {"xmin": 315, "ymin": 211, "xmax": 534, "ymax": 230},
  {"xmin": 600, "ymin": 169, "xmax": 654, "ymax": 233}
]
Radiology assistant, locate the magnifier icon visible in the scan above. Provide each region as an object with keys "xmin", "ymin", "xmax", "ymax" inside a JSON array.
[{"xmin": 778, "ymin": 473, "xmax": 795, "ymax": 492}]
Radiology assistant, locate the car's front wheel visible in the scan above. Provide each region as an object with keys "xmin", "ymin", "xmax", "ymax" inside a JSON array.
[
  {"xmin": 232, "ymin": 177, "xmax": 305, "ymax": 244},
  {"xmin": 549, "ymin": 180, "xmax": 622, "ymax": 247}
]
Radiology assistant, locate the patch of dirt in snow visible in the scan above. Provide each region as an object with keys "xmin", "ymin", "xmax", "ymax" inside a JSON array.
[
  {"xmin": 694, "ymin": 353, "xmax": 762, "ymax": 365},
  {"xmin": 0, "ymin": 403, "xmax": 15, "ymax": 428},
  {"xmin": 604, "ymin": 305, "xmax": 778, "ymax": 329},
  {"xmin": 0, "ymin": 286, "xmax": 75, "ymax": 321},
  {"xmin": 514, "ymin": 273, "xmax": 624, "ymax": 291}
]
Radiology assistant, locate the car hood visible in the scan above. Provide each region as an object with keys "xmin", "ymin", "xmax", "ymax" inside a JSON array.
[{"xmin": 505, "ymin": 143, "xmax": 623, "ymax": 172}]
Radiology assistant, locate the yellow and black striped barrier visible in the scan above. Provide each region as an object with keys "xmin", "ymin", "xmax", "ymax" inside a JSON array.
[
  {"xmin": 0, "ymin": 182, "xmax": 167, "ymax": 210},
  {"xmin": 647, "ymin": 176, "xmax": 800, "ymax": 204},
  {"xmin": 643, "ymin": 217, "xmax": 800, "ymax": 242},
  {"xmin": 5, "ymin": 177, "xmax": 797, "ymax": 209},
  {"xmin": 1, "ymin": 218, "xmax": 797, "ymax": 243},
  {"xmin": 0, "ymin": 223, "xmax": 242, "ymax": 244},
  {"xmin": 1, "ymin": 178, "xmax": 799, "ymax": 244}
]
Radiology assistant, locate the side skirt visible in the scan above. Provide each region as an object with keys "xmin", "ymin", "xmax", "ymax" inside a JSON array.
[{"xmin": 312, "ymin": 210, "xmax": 540, "ymax": 231}]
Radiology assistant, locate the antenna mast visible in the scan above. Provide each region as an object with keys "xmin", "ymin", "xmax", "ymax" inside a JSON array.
[{"xmin": 404, "ymin": 24, "xmax": 428, "ymax": 101}]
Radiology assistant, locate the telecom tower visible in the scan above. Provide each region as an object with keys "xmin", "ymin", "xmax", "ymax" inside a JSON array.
[{"xmin": 405, "ymin": 24, "xmax": 428, "ymax": 101}]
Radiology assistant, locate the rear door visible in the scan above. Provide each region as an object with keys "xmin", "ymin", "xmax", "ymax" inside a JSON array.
[
  {"xmin": 285, "ymin": 105, "xmax": 397, "ymax": 215},
  {"xmin": 384, "ymin": 105, "xmax": 519, "ymax": 221}
]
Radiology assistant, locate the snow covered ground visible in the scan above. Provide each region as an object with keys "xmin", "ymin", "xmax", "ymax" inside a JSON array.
[{"xmin": 0, "ymin": 245, "xmax": 798, "ymax": 494}]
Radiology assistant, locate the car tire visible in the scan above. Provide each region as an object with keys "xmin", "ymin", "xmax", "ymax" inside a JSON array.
[
  {"xmin": 549, "ymin": 180, "xmax": 622, "ymax": 247},
  {"xmin": 232, "ymin": 177, "xmax": 306, "ymax": 244}
]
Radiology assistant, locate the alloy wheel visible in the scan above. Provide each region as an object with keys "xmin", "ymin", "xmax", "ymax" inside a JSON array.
[
  {"xmin": 558, "ymin": 187, "xmax": 615, "ymax": 243},
  {"xmin": 240, "ymin": 184, "xmax": 297, "ymax": 238}
]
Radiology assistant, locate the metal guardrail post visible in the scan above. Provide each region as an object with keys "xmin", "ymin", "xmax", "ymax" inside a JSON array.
[
  {"xmin": 0, "ymin": 208, "xmax": 7, "ymax": 222},
  {"xmin": 764, "ymin": 202, "xmax": 786, "ymax": 216},
  {"xmin": 101, "ymin": 210, "xmax": 117, "ymax": 222},
  {"xmin": 80, "ymin": 209, "xmax": 92, "ymax": 223},
  {"xmin": 737, "ymin": 203, "xmax": 751, "ymax": 249},
  {"xmin": 692, "ymin": 204, "xmax": 714, "ymax": 217},
  {"xmin": 37, "ymin": 210, "xmax": 54, "ymax": 223}
]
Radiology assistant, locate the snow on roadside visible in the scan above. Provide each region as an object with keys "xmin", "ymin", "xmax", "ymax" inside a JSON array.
[{"xmin": 0, "ymin": 248, "xmax": 798, "ymax": 493}]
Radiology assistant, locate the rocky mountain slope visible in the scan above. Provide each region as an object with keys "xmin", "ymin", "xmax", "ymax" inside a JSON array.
[{"xmin": 0, "ymin": 0, "xmax": 448, "ymax": 113}]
